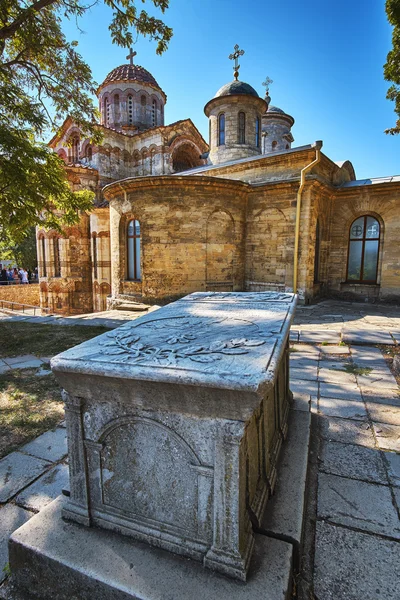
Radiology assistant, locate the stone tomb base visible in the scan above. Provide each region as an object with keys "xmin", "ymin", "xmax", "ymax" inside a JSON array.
[{"xmin": 7, "ymin": 496, "xmax": 293, "ymax": 600}]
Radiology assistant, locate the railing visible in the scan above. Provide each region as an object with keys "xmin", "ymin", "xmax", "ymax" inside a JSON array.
[{"xmin": 0, "ymin": 300, "xmax": 50, "ymax": 316}]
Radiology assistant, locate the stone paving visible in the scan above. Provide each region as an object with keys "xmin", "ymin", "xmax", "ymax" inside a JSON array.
[{"xmin": 0, "ymin": 300, "xmax": 399, "ymax": 598}]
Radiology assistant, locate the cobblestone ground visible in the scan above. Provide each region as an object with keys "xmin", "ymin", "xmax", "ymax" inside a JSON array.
[{"xmin": 0, "ymin": 300, "xmax": 399, "ymax": 599}]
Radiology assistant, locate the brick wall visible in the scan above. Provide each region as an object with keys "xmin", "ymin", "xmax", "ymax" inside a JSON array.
[{"xmin": 0, "ymin": 284, "xmax": 40, "ymax": 306}]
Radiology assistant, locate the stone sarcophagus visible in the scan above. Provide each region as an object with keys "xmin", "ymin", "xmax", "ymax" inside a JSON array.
[{"xmin": 51, "ymin": 291, "xmax": 296, "ymax": 581}]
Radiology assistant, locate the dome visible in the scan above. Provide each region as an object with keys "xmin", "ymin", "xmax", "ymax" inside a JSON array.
[
  {"xmin": 97, "ymin": 64, "xmax": 165, "ymax": 97},
  {"xmin": 214, "ymin": 80, "xmax": 259, "ymax": 99},
  {"xmin": 267, "ymin": 105, "xmax": 286, "ymax": 114}
]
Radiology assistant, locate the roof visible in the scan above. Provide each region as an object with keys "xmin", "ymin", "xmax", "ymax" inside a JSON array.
[
  {"xmin": 264, "ymin": 105, "xmax": 295, "ymax": 125},
  {"xmin": 340, "ymin": 175, "xmax": 400, "ymax": 188},
  {"xmin": 214, "ymin": 80, "xmax": 259, "ymax": 99},
  {"xmin": 97, "ymin": 64, "xmax": 165, "ymax": 98}
]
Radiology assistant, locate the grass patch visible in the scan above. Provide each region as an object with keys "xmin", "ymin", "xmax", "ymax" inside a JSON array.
[
  {"xmin": 340, "ymin": 363, "xmax": 373, "ymax": 377},
  {"xmin": 0, "ymin": 322, "xmax": 109, "ymax": 358},
  {"xmin": 0, "ymin": 368, "xmax": 64, "ymax": 459},
  {"xmin": 338, "ymin": 341, "xmax": 347, "ymax": 347}
]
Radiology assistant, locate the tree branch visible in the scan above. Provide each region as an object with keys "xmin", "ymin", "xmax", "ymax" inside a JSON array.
[{"xmin": 0, "ymin": 0, "xmax": 59, "ymax": 41}]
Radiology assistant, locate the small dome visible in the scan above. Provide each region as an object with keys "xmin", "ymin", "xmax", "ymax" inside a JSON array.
[
  {"xmin": 98, "ymin": 64, "xmax": 164, "ymax": 96},
  {"xmin": 267, "ymin": 105, "xmax": 286, "ymax": 114},
  {"xmin": 214, "ymin": 80, "xmax": 259, "ymax": 99}
]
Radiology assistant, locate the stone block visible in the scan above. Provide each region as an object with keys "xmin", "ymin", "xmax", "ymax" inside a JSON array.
[
  {"xmin": 318, "ymin": 367, "xmax": 357, "ymax": 385},
  {"xmin": 362, "ymin": 389, "xmax": 400, "ymax": 406},
  {"xmin": 350, "ymin": 346, "xmax": 389, "ymax": 371},
  {"xmin": 319, "ymin": 382, "xmax": 362, "ymax": 401},
  {"xmin": 50, "ymin": 291, "xmax": 296, "ymax": 582},
  {"xmin": 319, "ymin": 440, "xmax": 387, "ymax": 484},
  {"xmin": 366, "ymin": 401, "xmax": 400, "ymax": 425},
  {"xmin": 8, "ymin": 496, "xmax": 293, "ymax": 600},
  {"xmin": 0, "ymin": 452, "xmax": 51, "ymax": 503},
  {"xmin": 383, "ymin": 451, "xmax": 400, "ymax": 487},
  {"xmin": 314, "ymin": 521, "xmax": 400, "ymax": 600},
  {"xmin": 3, "ymin": 355, "xmax": 41, "ymax": 366},
  {"xmin": 318, "ymin": 397, "xmax": 368, "ymax": 421},
  {"xmin": 261, "ymin": 410, "xmax": 311, "ymax": 555},
  {"xmin": 20, "ymin": 428, "xmax": 67, "ymax": 463},
  {"xmin": 372, "ymin": 423, "xmax": 400, "ymax": 452},
  {"xmin": 299, "ymin": 331, "xmax": 341, "ymax": 344},
  {"xmin": 290, "ymin": 365, "xmax": 318, "ymax": 381},
  {"xmin": 0, "ymin": 505, "xmax": 32, "ymax": 584},
  {"xmin": 289, "ymin": 344, "xmax": 320, "ymax": 356},
  {"xmin": 319, "ymin": 416, "xmax": 375, "ymax": 448},
  {"xmin": 318, "ymin": 345, "xmax": 350, "ymax": 355},
  {"xmin": 16, "ymin": 464, "xmax": 69, "ymax": 512},
  {"xmin": 342, "ymin": 329, "xmax": 395, "ymax": 345},
  {"xmin": 317, "ymin": 473, "xmax": 400, "ymax": 538}
]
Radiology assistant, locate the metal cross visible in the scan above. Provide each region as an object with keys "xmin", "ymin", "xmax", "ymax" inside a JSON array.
[
  {"xmin": 126, "ymin": 48, "xmax": 137, "ymax": 65},
  {"xmin": 229, "ymin": 44, "xmax": 244, "ymax": 80},
  {"xmin": 262, "ymin": 77, "xmax": 273, "ymax": 93}
]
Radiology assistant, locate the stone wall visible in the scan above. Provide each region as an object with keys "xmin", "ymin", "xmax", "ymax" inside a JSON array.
[
  {"xmin": 106, "ymin": 176, "xmax": 248, "ymax": 302},
  {"xmin": 327, "ymin": 182, "xmax": 400, "ymax": 302},
  {"xmin": 0, "ymin": 284, "xmax": 40, "ymax": 306}
]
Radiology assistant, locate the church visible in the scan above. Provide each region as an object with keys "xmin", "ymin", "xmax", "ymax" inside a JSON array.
[{"xmin": 37, "ymin": 46, "xmax": 400, "ymax": 315}]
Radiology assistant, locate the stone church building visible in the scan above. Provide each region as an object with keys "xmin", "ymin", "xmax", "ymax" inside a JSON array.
[{"xmin": 37, "ymin": 49, "xmax": 400, "ymax": 315}]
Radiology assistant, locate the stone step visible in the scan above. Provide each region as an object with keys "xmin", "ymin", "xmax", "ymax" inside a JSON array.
[
  {"xmin": 115, "ymin": 302, "xmax": 149, "ymax": 312},
  {"xmin": 7, "ymin": 496, "xmax": 293, "ymax": 600}
]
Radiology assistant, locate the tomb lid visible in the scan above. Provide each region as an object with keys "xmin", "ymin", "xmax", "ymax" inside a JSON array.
[{"xmin": 51, "ymin": 292, "xmax": 297, "ymax": 393}]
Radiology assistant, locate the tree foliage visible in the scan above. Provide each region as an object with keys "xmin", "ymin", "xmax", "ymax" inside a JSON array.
[
  {"xmin": 0, "ymin": 226, "xmax": 37, "ymax": 269},
  {"xmin": 384, "ymin": 0, "xmax": 400, "ymax": 134},
  {"xmin": 0, "ymin": 0, "xmax": 172, "ymax": 243}
]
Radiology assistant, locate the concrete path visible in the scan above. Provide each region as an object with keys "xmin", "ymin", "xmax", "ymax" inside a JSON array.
[{"xmin": 0, "ymin": 300, "xmax": 399, "ymax": 598}]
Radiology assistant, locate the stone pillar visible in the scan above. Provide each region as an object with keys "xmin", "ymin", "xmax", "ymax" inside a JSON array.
[
  {"xmin": 62, "ymin": 392, "xmax": 90, "ymax": 526},
  {"xmin": 204, "ymin": 421, "xmax": 254, "ymax": 582}
]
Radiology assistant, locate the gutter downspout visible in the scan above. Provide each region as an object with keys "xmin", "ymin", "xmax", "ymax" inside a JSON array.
[{"xmin": 293, "ymin": 140, "xmax": 323, "ymax": 294}]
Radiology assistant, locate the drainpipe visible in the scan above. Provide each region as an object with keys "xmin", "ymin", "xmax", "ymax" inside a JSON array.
[{"xmin": 293, "ymin": 140, "xmax": 323, "ymax": 294}]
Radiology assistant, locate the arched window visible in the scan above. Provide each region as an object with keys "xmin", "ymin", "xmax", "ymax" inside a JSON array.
[
  {"xmin": 69, "ymin": 136, "xmax": 79, "ymax": 163},
  {"xmin": 152, "ymin": 99, "xmax": 157, "ymax": 126},
  {"xmin": 127, "ymin": 219, "xmax": 141, "ymax": 281},
  {"xmin": 347, "ymin": 215, "xmax": 380, "ymax": 283},
  {"xmin": 218, "ymin": 113, "xmax": 225, "ymax": 146},
  {"xmin": 86, "ymin": 146, "xmax": 92, "ymax": 163},
  {"xmin": 40, "ymin": 237, "xmax": 47, "ymax": 277},
  {"xmin": 54, "ymin": 238, "xmax": 61, "ymax": 277},
  {"xmin": 255, "ymin": 117, "xmax": 261, "ymax": 148},
  {"xmin": 92, "ymin": 235, "xmax": 98, "ymax": 279},
  {"xmin": 314, "ymin": 220, "xmax": 320, "ymax": 283},
  {"xmin": 141, "ymin": 95, "xmax": 146, "ymax": 121},
  {"xmin": 238, "ymin": 112, "xmax": 246, "ymax": 144},
  {"xmin": 150, "ymin": 149, "xmax": 155, "ymax": 175},
  {"xmin": 104, "ymin": 98, "xmax": 110, "ymax": 126},
  {"xmin": 114, "ymin": 94, "xmax": 120, "ymax": 122},
  {"xmin": 272, "ymin": 140, "xmax": 278, "ymax": 150},
  {"xmin": 128, "ymin": 95, "xmax": 133, "ymax": 125}
]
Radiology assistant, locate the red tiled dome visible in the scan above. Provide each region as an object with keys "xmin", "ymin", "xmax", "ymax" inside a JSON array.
[{"xmin": 98, "ymin": 64, "xmax": 164, "ymax": 96}]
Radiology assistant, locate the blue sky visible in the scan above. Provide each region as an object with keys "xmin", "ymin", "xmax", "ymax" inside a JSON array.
[{"xmin": 62, "ymin": 0, "xmax": 399, "ymax": 179}]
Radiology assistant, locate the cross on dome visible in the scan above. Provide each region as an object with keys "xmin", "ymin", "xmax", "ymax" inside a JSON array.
[
  {"xmin": 126, "ymin": 48, "xmax": 137, "ymax": 66},
  {"xmin": 228, "ymin": 44, "xmax": 244, "ymax": 81},
  {"xmin": 262, "ymin": 77, "xmax": 273, "ymax": 93}
]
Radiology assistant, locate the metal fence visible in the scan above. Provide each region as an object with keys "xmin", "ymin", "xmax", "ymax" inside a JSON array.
[{"xmin": 0, "ymin": 300, "xmax": 50, "ymax": 316}]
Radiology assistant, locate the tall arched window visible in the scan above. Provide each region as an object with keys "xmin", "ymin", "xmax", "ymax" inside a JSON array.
[
  {"xmin": 104, "ymin": 98, "xmax": 110, "ymax": 126},
  {"xmin": 114, "ymin": 94, "xmax": 120, "ymax": 122},
  {"xmin": 127, "ymin": 220, "xmax": 141, "ymax": 281},
  {"xmin": 255, "ymin": 117, "xmax": 261, "ymax": 148},
  {"xmin": 238, "ymin": 112, "xmax": 246, "ymax": 144},
  {"xmin": 347, "ymin": 215, "xmax": 380, "ymax": 283},
  {"xmin": 69, "ymin": 136, "xmax": 79, "ymax": 163},
  {"xmin": 128, "ymin": 95, "xmax": 133, "ymax": 124},
  {"xmin": 53, "ymin": 238, "xmax": 61, "ymax": 277},
  {"xmin": 141, "ymin": 95, "xmax": 146, "ymax": 121},
  {"xmin": 40, "ymin": 237, "xmax": 47, "ymax": 277},
  {"xmin": 218, "ymin": 113, "xmax": 225, "ymax": 146},
  {"xmin": 152, "ymin": 99, "xmax": 157, "ymax": 126},
  {"xmin": 92, "ymin": 235, "xmax": 98, "ymax": 279},
  {"xmin": 86, "ymin": 146, "xmax": 92, "ymax": 163}
]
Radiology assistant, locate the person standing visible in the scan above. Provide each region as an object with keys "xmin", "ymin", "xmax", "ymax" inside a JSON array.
[{"xmin": 21, "ymin": 269, "xmax": 29, "ymax": 284}]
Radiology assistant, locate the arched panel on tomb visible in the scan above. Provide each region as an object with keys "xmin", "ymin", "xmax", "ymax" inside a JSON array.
[
  {"xmin": 206, "ymin": 210, "xmax": 235, "ymax": 291},
  {"xmin": 93, "ymin": 417, "xmax": 212, "ymax": 542},
  {"xmin": 170, "ymin": 138, "xmax": 203, "ymax": 173}
]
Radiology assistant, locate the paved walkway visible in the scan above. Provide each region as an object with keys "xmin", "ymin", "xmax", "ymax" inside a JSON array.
[{"xmin": 0, "ymin": 300, "xmax": 399, "ymax": 599}]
